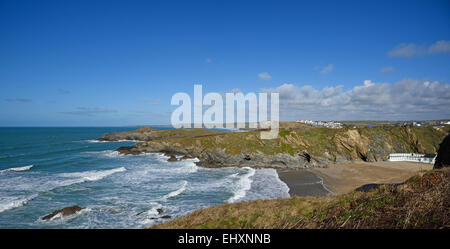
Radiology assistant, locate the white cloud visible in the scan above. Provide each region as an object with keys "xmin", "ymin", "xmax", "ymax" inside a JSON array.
[
  {"xmin": 428, "ymin": 40, "xmax": 450, "ymax": 54},
  {"xmin": 258, "ymin": 72, "xmax": 272, "ymax": 80},
  {"xmin": 388, "ymin": 40, "xmax": 450, "ymax": 58},
  {"xmin": 262, "ymin": 79, "xmax": 450, "ymax": 120},
  {"xmin": 320, "ymin": 64, "xmax": 334, "ymax": 74},
  {"xmin": 388, "ymin": 43, "xmax": 417, "ymax": 58},
  {"xmin": 381, "ymin": 67, "xmax": 395, "ymax": 73}
]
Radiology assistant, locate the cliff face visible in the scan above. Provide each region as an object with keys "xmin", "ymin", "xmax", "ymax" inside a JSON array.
[
  {"xmin": 100, "ymin": 125, "xmax": 449, "ymax": 168},
  {"xmin": 434, "ymin": 134, "xmax": 450, "ymax": 169}
]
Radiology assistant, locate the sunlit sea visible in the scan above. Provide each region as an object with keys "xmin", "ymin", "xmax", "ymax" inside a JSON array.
[{"xmin": 0, "ymin": 127, "xmax": 289, "ymax": 228}]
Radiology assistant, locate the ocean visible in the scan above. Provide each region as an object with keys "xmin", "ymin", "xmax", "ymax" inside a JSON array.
[{"xmin": 0, "ymin": 127, "xmax": 290, "ymax": 228}]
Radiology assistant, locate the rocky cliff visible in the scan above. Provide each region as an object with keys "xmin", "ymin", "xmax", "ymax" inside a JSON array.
[
  {"xmin": 100, "ymin": 125, "xmax": 449, "ymax": 168},
  {"xmin": 434, "ymin": 134, "xmax": 450, "ymax": 169}
]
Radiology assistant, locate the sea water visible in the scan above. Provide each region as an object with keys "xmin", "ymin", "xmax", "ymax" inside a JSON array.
[{"xmin": 0, "ymin": 127, "xmax": 289, "ymax": 228}]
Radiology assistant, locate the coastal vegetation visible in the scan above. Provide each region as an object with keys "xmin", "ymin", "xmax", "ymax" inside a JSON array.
[
  {"xmin": 101, "ymin": 123, "xmax": 449, "ymax": 168},
  {"xmin": 152, "ymin": 168, "xmax": 450, "ymax": 229}
]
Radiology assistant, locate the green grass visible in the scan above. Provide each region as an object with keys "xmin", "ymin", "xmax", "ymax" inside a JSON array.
[{"xmin": 127, "ymin": 124, "xmax": 447, "ymax": 160}]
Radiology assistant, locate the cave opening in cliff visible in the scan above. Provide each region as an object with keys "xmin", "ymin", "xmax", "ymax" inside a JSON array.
[
  {"xmin": 358, "ymin": 152, "xmax": 368, "ymax": 162},
  {"xmin": 300, "ymin": 152, "xmax": 311, "ymax": 162}
]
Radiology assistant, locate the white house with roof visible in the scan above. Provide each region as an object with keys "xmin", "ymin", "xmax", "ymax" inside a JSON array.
[{"xmin": 388, "ymin": 153, "xmax": 436, "ymax": 164}]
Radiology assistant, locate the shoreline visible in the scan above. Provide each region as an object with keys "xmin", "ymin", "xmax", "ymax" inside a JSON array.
[{"xmin": 277, "ymin": 169, "xmax": 331, "ymax": 197}]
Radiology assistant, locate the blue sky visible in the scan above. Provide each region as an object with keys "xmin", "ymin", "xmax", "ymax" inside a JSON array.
[{"xmin": 1, "ymin": 0, "xmax": 449, "ymax": 126}]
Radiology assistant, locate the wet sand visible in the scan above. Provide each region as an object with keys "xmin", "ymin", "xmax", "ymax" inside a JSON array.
[
  {"xmin": 309, "ymin": 161, "xmax": 433, "ymax": 195},
  {"xmin": 278, "ymin": 169, "xmax": 331, "ymax": 196}
]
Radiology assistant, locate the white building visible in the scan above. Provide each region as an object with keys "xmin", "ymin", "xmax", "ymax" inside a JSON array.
[
  {"xmin": 388, "ymin": 153, "xmax": 436, "ymax": 164},
  {"xmin": 295, "ymin": 120, "xmax": 343, "ymax": 129}
]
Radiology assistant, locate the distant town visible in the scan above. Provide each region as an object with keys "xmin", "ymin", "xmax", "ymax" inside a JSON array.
[
  {"xmin": 295, "ymin": 119, "xmax": 450, "ymax": 129},
  {"xmin": 295, "ymin": 120, "xmax": 343, "ymax": 129}
]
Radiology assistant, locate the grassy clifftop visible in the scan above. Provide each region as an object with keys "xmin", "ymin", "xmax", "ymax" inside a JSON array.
[
  {"xmin": 152, "ymin": 168, "xmax": 450, "ymax": 229},
  {"xmin": 106, "ymin": 125, "xmax": 449, "ymax": 167}
]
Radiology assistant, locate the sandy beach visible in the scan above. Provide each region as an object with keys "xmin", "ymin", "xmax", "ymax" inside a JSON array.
[
  {"xmin": 279, "ymin": 161, "xmax": 433, "ymax": 196},
  {"xmin": 310, "ymin": 161, "xmax": 433, "ymax": 195}
]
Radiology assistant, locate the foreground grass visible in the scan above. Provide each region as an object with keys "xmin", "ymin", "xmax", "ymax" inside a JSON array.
[{"xmin": 152, "ymin": 168, "xmax": 449, "ymax": 229}]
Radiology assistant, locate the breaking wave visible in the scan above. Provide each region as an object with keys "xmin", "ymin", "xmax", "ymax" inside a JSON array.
[
  {"xmin": 59, "ymin": 167, "xmax": 126, "ymax": 183},
  {"xmin": 227, "ymin": 167, "xmax": 256, "ymax": 203},
  {"xmin": 83, "ymin": 139, "xmax": 139, "ymax": 143},
  {"xmin": 162, "ymin": 181, "xmax": 188, "ymax": 200},
  {"xmin": 0, "ymin": 165, "xmax": 33, "ymax": 173},
  {"xmin": 0, "ymin": 194, "xmax": 38, "ymax": 213}
]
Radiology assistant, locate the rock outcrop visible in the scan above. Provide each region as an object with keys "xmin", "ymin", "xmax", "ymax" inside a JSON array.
[
  {"xmin": 42, "ymin": 205, "xmax": 82, "ymax": 220},
  {"xmin": 434, "ymin": 134, "xmax": 450, "ymax": 169},
  {"xmin": 99, "ymin": 125, "xmax": 448, "ymax": 169},
  {"xmin": 98, "ymin": 126, "xmax": 156, "ymax": 141}
]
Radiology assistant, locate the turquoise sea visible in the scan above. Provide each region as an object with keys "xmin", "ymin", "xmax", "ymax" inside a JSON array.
[{"xmin": 0, "ymin": 127, "xmax": 290, "ymax": 228}]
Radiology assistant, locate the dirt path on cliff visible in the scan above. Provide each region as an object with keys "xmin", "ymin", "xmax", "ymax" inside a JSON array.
[{"xmin": 309, "ymin": 161, "xmax": 433, "ymax": 195}]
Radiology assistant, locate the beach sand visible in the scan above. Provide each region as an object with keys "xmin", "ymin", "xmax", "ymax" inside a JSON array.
[
  {"xmin": 278, "ymin": 169, "xmax": 331, "ymax": 196},
  {"xmin": 309, "ymin": 161, "xmax": 433, "ymax": 195},
  {"xmin": 279, "ymin": 161, "xmax": 433, "ymax": 196}
]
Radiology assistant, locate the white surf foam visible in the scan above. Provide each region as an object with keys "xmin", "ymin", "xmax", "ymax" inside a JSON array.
[
  {"xmin": 84, "ymin": 150, "xmax": 124, "ymax": 158},
  {"xmin": 59, "ymin": 167, "xmax": 126, "ymax": 183},
  {"xmin": 162, "ymin": 181, "xmax": 188, "ymax": 200},
  {"xmin": 243, "ymin": 169, "xmax": 290, "ymax": 201},
  {"xmin": 151, "ymin": 156, "xmax": 199, "ymax": 174},
  {"xmin": 0, "ymin": 165, "xmax": 33, "ymax": 173},
  {"xmin": 316, "ymin": 175, "xmax": 333, "ymax": 194},
  {"xmin": 227, "ymin": 167, "xmax": 256, "ymax": 203},
  {"xmin": 0, "ymin": 194, "xmax": 38, "ymax": 213},
  {"xmin": 84, "ymin": 139, "xmax": 108, "ymax": 143},
  {"xmin": 83, "ymin": 139, "xmax": 139, "ymax": 143},
  {"xmin": 177, "ymin": 159, "xmax": 199, "ymax": 173}
]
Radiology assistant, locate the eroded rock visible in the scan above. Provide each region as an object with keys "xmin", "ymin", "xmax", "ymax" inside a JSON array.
[
  {"xmin": 42, "ymin": 205, "xmax": 82, "ymax": 220},
  {"xmin": 434, "ymin": 134, "xmax": 450, "ymax": 169}
]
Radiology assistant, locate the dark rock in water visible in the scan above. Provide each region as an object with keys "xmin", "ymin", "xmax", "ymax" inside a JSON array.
[
  {"xmin": 116, "ymin": 146, "xmax": 141, "ymax": 155},
  {"xmin": 355, "ymin": 183, "xmax": 402, "ymax": 192},
  {"xmin": 434, "ymin": 134, "xmax": 450, "ymax": 169},
  {"xmin": 244, "ymin": 155, "xmax": 251, "ymax": 161},
  {"xmin": 180, "ymin": 155, "xmax": 194, "ymax": 160},
  {"xmin": 167, "ymin": 155, "xmax": 177, "ymax": 162},
  {"xmin": 136, "ymin": 208, "xmax": 164, "ymax": 216},
  {"xmin": 42, "ymin": 205, "xmax": 82, "ymax": 220},
  {"xmin": 161, "ymin": 215, "xmax": 172, "ymax": 219}
]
